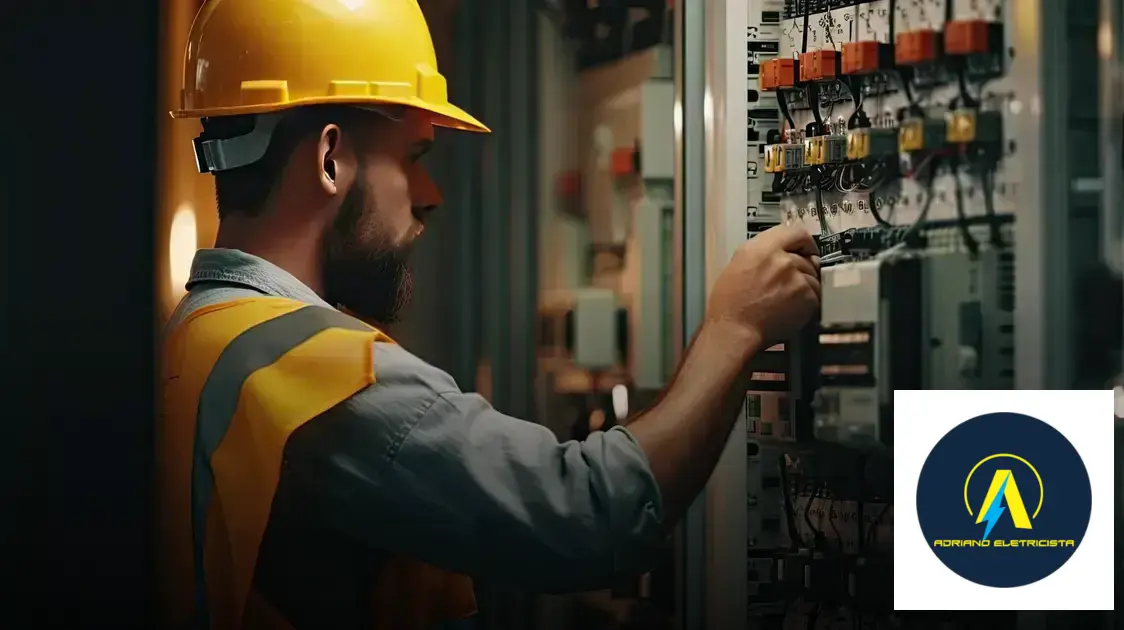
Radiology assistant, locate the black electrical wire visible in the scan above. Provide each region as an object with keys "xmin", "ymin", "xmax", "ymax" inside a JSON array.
[
  {"xmin": 801, "ymin": 3, "xmax": 810, "ymax": 53},
  {"xmin": 807, "ymin": 604, "xmax": 822, "ymax": 630},
  {"xmin": 980, "ymin": 169, "xmax": 1005, "ymax": 247},
  {"xmin": 808, "ymin": 82, "xmax": 825, "ymax": 129},
  {"xmin": 778, "ymin": 89, "xmax": 798, "ymax": 134},
  {"xmin": 846, "ymin": 77, "xmax": 867, "ymax": 129},
  {"xmin": 952, "ymin": 159, "xmax": 981, "ymax": 257},
  {"xmin": 865, "ymin": 503, "xmax": 892, "ymax": 547},
  {"xmin": 956, "ymin": 65, "xmax": 980, "ymax": 109},
  {"xmin": 899, "ymin": 156, "xmax": 942, "ymax": 246},
  {"xmin": 865, "ymin": 162, "xmax": 894, "ymax": 227},
  {"xmin": 898, "ymin": 70, "xmax": 924, "ymax": 117},
  {"xmin": 815, "ymin": 175, "xmax": 830, "ymax": 235},
  {"xmin": 804, "ymin": 480, "xmax": 824, "ymax": 549},
  {"xmin": 888, "ymin": 0, "xmax": 896, "ymax": 43},
  {"xmin": 779, "ymin": 455, "xmax": 804, "ymax": 552},
  {"xmin": 826, "ymin": 490, "xmax": 843, "ymax": 549}
]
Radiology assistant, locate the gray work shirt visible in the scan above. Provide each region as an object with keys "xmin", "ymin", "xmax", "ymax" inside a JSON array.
[{"xmin": 167, "ymin": 248, "xmax": 666, "ymax": 627}]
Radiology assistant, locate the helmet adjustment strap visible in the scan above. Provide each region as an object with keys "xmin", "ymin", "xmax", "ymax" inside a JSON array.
[{"xmin": 192, "ymin": 113, "xmax": 283, "ymax": 174}]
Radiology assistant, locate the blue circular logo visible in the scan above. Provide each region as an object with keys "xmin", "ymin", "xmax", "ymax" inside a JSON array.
[{"xmin": 915, "ymin": 412, "xmax": 1091, "ymax": 588}]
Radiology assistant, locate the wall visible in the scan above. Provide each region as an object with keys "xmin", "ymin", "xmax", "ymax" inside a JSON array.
[
  {"xmin": 387, "ymin": 0, "xmax": 468, "ymax": 372},
  {"xmin": 536, "ymin": 28, "xmax": 658, "ymax": 299},
  {"xmin": 156, "ymin": 0, "xmax": 217, "ymax": 321}
]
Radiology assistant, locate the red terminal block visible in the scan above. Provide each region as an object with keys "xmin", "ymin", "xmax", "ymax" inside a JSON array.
[
  {"xmin": 802, "ymin": 49, "xmax": 840, "ymax": 81},
  {"xmin": 762, "ymin": 58, "xmax": 799, "ymax": 90},
  {"xmin": 944, "ymin": 20, "xmax": 1002, "ymax": 56},
  {"xmin": 610, "ymin": 147, "xmax": 637, "ymax": 178},
  {"xmin": 760, "ymin": 59, "xmax": 777, "ymax": 90},
  {"xmin": 842, "ymin": 41, "xmax": 893, "ymax": 75},
  {"xmin": 895, "ymin": 29, "xmax": 940, "ymax": 66}
]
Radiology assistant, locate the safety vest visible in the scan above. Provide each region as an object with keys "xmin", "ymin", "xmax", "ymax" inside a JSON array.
[{"xmin": 157, "ymin": 296, "xmax": 476, "ymax": 629}]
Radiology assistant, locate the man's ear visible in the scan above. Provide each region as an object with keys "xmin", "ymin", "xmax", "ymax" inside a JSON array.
[{"xmin": 317, "ymin": 124, "xmax": 356, "ymax": 196}]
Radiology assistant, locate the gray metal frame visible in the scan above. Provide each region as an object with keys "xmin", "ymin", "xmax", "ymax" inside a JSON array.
[
  {"xmin": 674, "ymin": 0, "xmax": 708, "ymax": 627},
  {"xmin": 462, "ymin": 1, "xmax": 539, "ymax": 628},
  {"xmin": 1010, "ymin": 0, "xmax": 1073, "ymax": 391},
  {"xmin": 476, "ymin": 0, "xmax": 540, "ymax": 420},
  {"xmin": 1101, "ymin": 0, "xmax": 1123, "ymax": 274}
]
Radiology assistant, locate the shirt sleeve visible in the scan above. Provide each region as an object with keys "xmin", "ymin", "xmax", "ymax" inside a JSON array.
[{"xmin": 281, "ymin": 342, "xmax": 667, "ymax": 593}]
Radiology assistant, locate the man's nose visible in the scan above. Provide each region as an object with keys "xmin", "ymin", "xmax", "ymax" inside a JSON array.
[{"xmin": 409, "ymin": 163, "xmax": 444, "ymax": 209}]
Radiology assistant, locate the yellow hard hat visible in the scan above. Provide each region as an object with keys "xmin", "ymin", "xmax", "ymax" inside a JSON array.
[{"xmin": 172, "ymin": 0, "xmax": 489, "ymax": 135}]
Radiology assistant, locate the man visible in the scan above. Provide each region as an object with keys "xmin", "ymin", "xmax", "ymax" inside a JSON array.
[{"xmin": 157, "ymin": 0, "xmax": 821, "ymax": 628}]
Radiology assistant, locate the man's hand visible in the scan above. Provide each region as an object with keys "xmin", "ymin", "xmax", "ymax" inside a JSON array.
[
  {"xmin": 628, "ymin": 223, "xmax": 822, "ymax": 527},
  {"xmin": 705, "ymin": 224, "xmax": 821, "ymax": 349}
]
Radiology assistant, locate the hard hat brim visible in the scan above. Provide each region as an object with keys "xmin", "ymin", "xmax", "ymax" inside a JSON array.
[{"xmin": 172, "ymin": 96, "xmax": 490, "ymax": 134}]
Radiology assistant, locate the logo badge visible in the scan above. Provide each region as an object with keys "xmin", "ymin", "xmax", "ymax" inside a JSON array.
[{"xmin": 915, "ymin": 412, "xmax": 1092, "ymax": 588}]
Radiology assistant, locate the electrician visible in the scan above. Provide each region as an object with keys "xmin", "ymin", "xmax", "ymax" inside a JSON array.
[{"xmin": 157, "ymin": 0, "xmax": 822, "ymax": 628}]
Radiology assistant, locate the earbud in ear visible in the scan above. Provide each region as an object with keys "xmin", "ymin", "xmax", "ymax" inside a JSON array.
[{"xmin": 324, "ymin": 159, "xmax": 336, "ymax": 182}]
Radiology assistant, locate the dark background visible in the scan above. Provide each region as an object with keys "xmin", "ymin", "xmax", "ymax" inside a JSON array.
[{"xmin": 4, "ymin": 1, "xmax": 160, "ymax": 624}]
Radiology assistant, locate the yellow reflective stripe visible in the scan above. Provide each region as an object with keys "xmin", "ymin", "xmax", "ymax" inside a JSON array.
[
  {"xmin": 198, "ymin": 314, "xmax": 378, "ymax": 629},
  {"xmin": 159, "ymin": 297, "xmax": 311, "ymax": 629}
]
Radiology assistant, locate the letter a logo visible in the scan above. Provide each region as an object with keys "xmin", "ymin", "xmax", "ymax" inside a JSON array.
[{"xmin": 975, "ymin": 470, "xmax": 1033, "ymax": 540}]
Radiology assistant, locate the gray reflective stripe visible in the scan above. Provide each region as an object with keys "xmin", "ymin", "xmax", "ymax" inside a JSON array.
[{"xmin": 189, "ymin": 305, "xmax": 372, "ymax": 628}]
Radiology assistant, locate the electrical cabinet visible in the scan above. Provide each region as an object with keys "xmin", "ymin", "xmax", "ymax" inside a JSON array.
[{"xmin": 675, "ymin": 0, "xmax": 1103, "ymax": 627}]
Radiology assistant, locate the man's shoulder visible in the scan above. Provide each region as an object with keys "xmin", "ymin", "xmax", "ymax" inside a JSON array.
[
  {"xmin": 369, "ymin": 343, "xmax": 460, "ymax": 397},
  {"xmin": 168, "ymin": 283, "xmax": 460, "ymax": 402},
  {"xmin": 165, "ymin": 283, "xmax": 266, "ymax": 332}
]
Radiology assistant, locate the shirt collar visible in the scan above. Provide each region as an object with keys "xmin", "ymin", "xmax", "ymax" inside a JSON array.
[{"xmin": 186, "ymin": 248, "xmax": 332, "ymax": 308}]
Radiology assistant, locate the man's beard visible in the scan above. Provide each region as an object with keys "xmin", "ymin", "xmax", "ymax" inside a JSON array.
[{"xmin": 321, "ymin": 183, "xmax": 413, "ymax": 326}]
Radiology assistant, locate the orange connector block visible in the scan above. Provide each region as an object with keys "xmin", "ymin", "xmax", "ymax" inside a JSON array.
[
  {"xmin": 760, "ymin": 59, "xmax": 776, "ymax": 90},
  {"xmin": 761, "ymin": 58, "xmax": 799, "ymax": 91},
  {"xmin": 895, "ymin": 29, "xmax": 940, "ymax": 66},
  {"xmin": 944, "ymin": 20, "xmax": 1000, "ymax": 56},
  {"xmin": 798, "ymin": 50, "xmax": 839, "ymax": 82},
  {"xmin": 842, "ymin": 41, "xmax": 892, "ymax": 75}
]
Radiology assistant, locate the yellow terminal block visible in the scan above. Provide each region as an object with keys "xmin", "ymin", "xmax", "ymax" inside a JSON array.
[
  {"xmin": 946, "ymin": 109, "xmax": 1003, "ymax": 145},
  {"xmin": 847, "ymin": 129, "xmax": 871, "ymax": 160},
  {"xmin": 846, "ymin": 128, "xmax": 897, "ymax": 160},
  {"xmin": 946, "ymin": 110, "xmax": 977, "ymax": 143},
  {"xmin": 804, "ymin": 137, "xmax": 826, "ymax": 166},
  {"xmin": 899, "ymin": 117, "xmax": 948, "ymax": 152},
  {"xmin": 764, "ymin": 144, "xmax": 780, "ymax": 173},
  {"xmin": 899, "ymin": 119, "xmax": 926, "ymax": 151}
]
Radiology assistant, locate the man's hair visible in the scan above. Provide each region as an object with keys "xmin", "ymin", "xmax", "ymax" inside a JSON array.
[{"xmin": 200, "ymin": 106, "xmax": 372, "ymax": 219}]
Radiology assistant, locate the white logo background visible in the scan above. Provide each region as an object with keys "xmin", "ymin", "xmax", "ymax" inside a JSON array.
[{"xmin": 893, "ymin": 389, "xmax": 1114, "ymax": 611}]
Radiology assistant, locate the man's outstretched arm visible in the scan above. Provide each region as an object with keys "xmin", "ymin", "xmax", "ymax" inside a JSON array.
[{"xmin": 280, "ymin": 324, "xmax": 758, "ymax": 593}]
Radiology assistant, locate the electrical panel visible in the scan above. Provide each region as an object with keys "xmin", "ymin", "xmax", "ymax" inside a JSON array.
[{"xmin": 738, "ymin": 1, "xmax": 1025, "ymax": 627}]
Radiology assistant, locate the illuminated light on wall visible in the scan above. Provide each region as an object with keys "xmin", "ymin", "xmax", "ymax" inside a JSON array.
[
  {"xmin": 673, "ymin": 99, "xmax": 683, "ymax": 139},
  {"xmin": 1097, "ymin": 19, "xmax": 1113, "ymax": 60},
  {"xmin": 169, "ymin": 202, "xmax": 198, "ymax": 300},
  {"xmin": 612, "ymin": 383, "xmax": 629, "ymax": 421}
]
